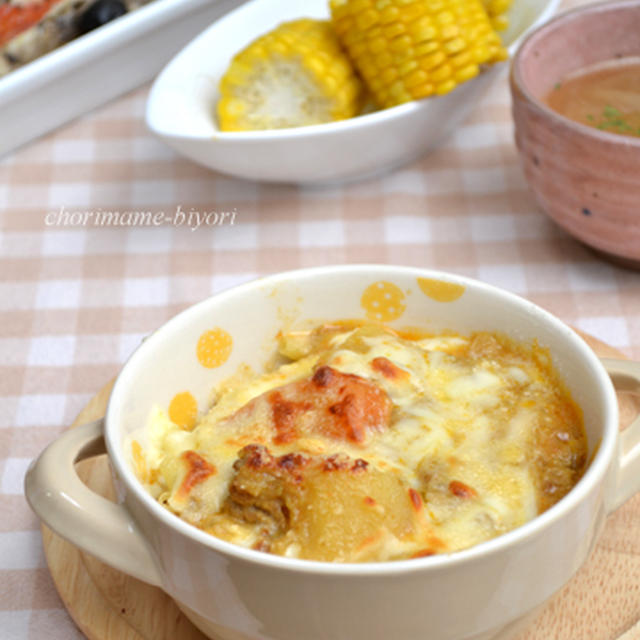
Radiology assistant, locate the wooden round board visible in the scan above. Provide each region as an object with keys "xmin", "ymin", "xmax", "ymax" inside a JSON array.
[{"xmin": 41, "ymin": 331, "xmax": 640, "ymax": 640}]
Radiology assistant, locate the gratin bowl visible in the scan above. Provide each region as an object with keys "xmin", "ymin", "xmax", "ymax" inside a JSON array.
[
  {"xmin": 26, "ymin": 265, "xmax": 640, "ymax": 640},
  {"xmin": 146, "ymin": 0, "xmax": 560, "ymax": 184},
  {"xmin": 510, "ymin": 0, "xmax": 640, "ymax": 267}
]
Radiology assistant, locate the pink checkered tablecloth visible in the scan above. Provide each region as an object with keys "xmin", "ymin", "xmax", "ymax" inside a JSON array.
[{"xmin": 1, "ymin": 0, "xmax": 639, "ymax": 637}]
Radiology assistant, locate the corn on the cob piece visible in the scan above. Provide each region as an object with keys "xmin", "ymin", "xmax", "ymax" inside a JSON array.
[
  {"xmin": 330, "ymin": 0, "xmax": 508, "ymax": 108},
  {"xmin": 217, "ymin": 18, "xmax": 364, "ymax": 131},
  {"xmin": 482, "ymin": 0, "xmax": 513, "ymax": 32}
]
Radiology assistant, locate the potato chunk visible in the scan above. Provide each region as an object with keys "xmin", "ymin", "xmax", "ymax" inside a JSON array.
[{"xmin": 219, "ymin": 444, "xmax": 431, "ymax": 561}]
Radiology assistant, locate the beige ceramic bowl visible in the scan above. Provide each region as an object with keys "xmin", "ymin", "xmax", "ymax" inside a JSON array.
[
  {"xmin": 26, "ymin": 265, "xmax": 640, "ymax": 640},
  {"xmin": 510, "ymin": 0, "xmax": 640, "ymax": 267}
]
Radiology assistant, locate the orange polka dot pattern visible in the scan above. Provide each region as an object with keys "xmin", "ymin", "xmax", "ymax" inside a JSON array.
[
  {"xmin": 361, "ymin": 281, "xmax": 406, "ymax": 322},
  {"xmin": 196, "ymin": 328, "xmax": 233, "ymax": 368},
  {"xmin": 417, "ymin": 277, "xmax": 466, "ymax": 302},
  {"xmin": 169, "ymin": 391, "xmax": 198, "ymax": 430}
]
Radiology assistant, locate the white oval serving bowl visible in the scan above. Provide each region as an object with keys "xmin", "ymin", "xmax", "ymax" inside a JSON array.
[
  {"xmin": 26, "ymin": 265, "xmax": 640, "ymax": 640},
  {"xmin": 145, "ymin": 0, "xmax": 560, "ymax": 183}
]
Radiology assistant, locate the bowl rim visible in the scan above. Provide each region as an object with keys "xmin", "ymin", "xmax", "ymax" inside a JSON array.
[
  {"xmin": 105, "ymin": 264, "xmax": 619, "ymax": 576},
  {"xmin": 510, "ymin": 0, "xmax": 640, "ymax": 149}
]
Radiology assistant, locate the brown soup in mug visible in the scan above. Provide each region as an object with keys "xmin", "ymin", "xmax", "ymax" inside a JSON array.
[{"xmin": 546, "ymin": 57, "xmax": 640, "ymax": 138}]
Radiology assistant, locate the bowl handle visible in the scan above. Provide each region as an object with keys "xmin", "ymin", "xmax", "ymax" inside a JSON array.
[
  {"xmin": 25, "ymin": 419, "xmax": 162, "ymax": 587},
  {"xmin": 601, "ymin": 358, "xmax": 640, "ymax": 511}
]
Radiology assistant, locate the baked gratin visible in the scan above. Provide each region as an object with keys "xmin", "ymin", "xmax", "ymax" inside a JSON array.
[
  {"xmin": 131, "ymin": 322, "xmax": 587, "ymax": 563},
  {"xmin": 0, "ymin": 0, "xmax": 148, "ymax": 76}
]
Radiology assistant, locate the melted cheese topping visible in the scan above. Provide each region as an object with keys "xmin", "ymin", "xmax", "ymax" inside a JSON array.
[{"xmin": 131, "ymin": 324, "xmax": 586, "ymax": 562}]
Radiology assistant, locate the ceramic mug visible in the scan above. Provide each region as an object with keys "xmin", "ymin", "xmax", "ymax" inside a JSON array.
[
  {"xmin": 26, "ymin": 265, "xmax": 640, "ymax": 640},
  {"xmin": 510, "ymin": 0, "xmax": 640, "ymax": 266}
]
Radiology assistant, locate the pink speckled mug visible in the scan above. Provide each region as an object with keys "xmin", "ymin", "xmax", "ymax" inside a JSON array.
[{"xmin": 510, "ymin": 0, "xmax": 640, "ymax": 267}]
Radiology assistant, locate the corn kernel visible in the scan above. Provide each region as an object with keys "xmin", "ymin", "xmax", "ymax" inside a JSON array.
[
  {"xmin": 450, "ymin": 50, "xmax": 473, "ymax": 68},
  {"xmin": 435, "ymin": 79, "xmax": 457, "ymax": 95},
  {"xmin": 404, "ymin": 68, "xmax": 429, "ymax": 88},
  {"xmin": 389, "ymin": 34, "xmax": 413, "ymax": 53},
  {"xmin": 430, "ymin": 63, "xmax": 453, "ymax": 83},
  {"xmin": 356, "ymin": 9, "xmax": 380, "ymax": 30},
  {"xmin": 399, "ymin": 59, "xmax": 419, "ymax": 75},
  {"xmin": 398, "ymin": 3, "xmax": 426, "ymax": 21},
  {"xmin": 379, "ymin": 5, "xmax": 400, "ymax": 23},
  {"xmin": 446, "ymin": 37, "xmax": 468, "ymax": 56},
  {"xmin": 491, "ymin": 15, "xmax": 509, "ymax": 31},
  {"xmin": 383, "ymin": 22, "xmax": 406, "ymax": 38},
  {"xmin": 409, "ymin": 20, "xmax": 437, "ymax": 42},
  {"xmin": 381, "ymin": 67, "xmax": 399, "ymax": 84},
  {"xmin": 488, "ymin": 0, "xmax": 511, "ymax": 15},
  {"xmin": 375, "ymin": 51, "xmax": 394, "ymax": 68},
  {"xmin": 368, "ymin": 37, "xmax": 388, "ymax": 54},
  {"xmin": 420, "ymin": 50, "xmax": 446, "ymax": 71},
  {"xmin": 409, "ymin": 82, "xmax": 434, "ymax": 99},
  {"xmin": 435, "ymin": 11, "xmax": 455, "ymax": 25},
  {"xmin": 439, "ymin": 24, "xmax": 460, "ymax": 40},
  {"xmin": 482, "ymin": 0, "xmax": 512, "ymax": 31},
  {"xmin": 359, "ymin": 60, "xmax": 378, "ymax": 79},
  {"xmin": 454, "ymin": 64, "xmax": 479, "ymax": 83},
  {"xmin": 350, "ymin": 41, "xmax": 369, "ymax": 59},
  {"xmin": 471, "ymin": 45, "xmax": 491, "ymax": 64},
  {"xmin": 350, "ymin": 0, "xmax": 373, "ymax": 13},
  {"xmin": 415, "ymin": 40, "xmax": 440, "ymax": 57}
]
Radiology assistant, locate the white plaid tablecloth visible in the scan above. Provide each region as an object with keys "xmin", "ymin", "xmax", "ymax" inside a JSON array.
[{"xmin": 1, "ymin": 0, "xmax": 639, "ymax": 636}]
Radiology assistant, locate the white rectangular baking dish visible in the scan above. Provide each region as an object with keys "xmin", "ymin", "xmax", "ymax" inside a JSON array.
[{"xmin": 0, "ymin": 0, "xmax": 243, "ymax": 157}]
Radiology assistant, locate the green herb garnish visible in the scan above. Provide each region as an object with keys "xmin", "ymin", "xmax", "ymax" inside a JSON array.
[{"xmin": 588, "ymin": 105, "xmax": 640, "ymax": 137}]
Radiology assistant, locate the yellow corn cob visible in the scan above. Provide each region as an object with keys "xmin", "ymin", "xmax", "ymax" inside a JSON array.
[
  {"xmin": 482, "ymin": 0, "xmax": 513, "ymax": 32},
  {"xmin": 330, "ymin": 0, "xmax": 508, "ymax": 108},
  {"xmin": 217, "ymin": 19, "xmax": 364, "ymax": 131}
]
